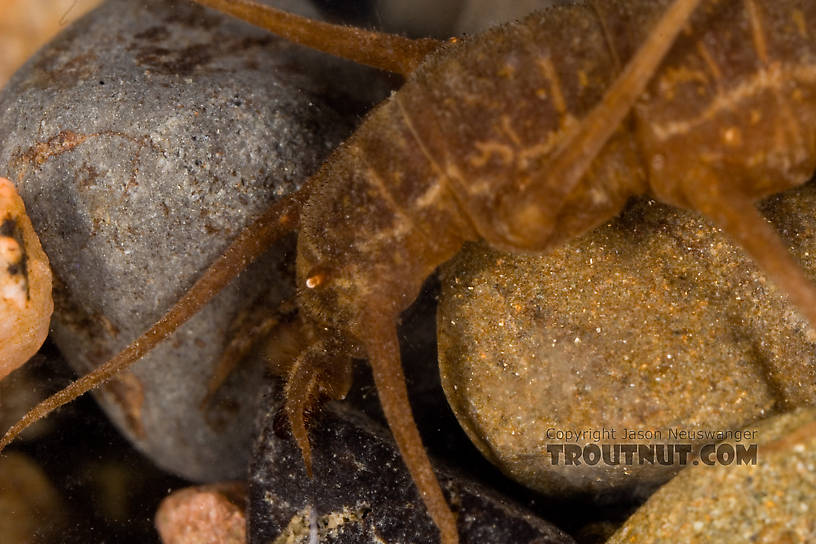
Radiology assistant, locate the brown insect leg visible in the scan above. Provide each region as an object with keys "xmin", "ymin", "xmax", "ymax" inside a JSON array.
[
  {"xmin": 685, "ymin": 173, "xmax": 816, "ymax": 338},
  {"xmin": 0, "ymin": 189, "xmax": 307, "ymax": 452},
  {"xmin": 201, "ymin": 297, "xmax": 298, "ymax": 409},
  {"xmin": 284, "ymin": 345, "xmax": 322, "ymax": 477},
  {"xmin": 364, "ymin": 310, "xmax": 459, "ymax": 544},
  {"xmin": 283, "ymin": 338, "xmax": 353, "ymax": 477},
  {"xmin": 507, "ymin": 0, "xmax": 703, "ymax": 243},
  {"xmin": 191, "ymin": 0, "xmax": 443, "ymax": 76}
]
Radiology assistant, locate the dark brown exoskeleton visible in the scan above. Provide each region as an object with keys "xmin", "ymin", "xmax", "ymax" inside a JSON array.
[{"xmin": 4, "ymin": 0, "xmax": 816, "ymax": 542}]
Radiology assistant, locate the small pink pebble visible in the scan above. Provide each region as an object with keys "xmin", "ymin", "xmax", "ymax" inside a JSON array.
[{"xmin": 155, "ymin": 482, "xmax": 247, "ymax": 544}]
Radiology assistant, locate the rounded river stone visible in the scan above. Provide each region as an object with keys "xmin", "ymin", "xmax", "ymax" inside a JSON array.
[
  {"xmin": 249, "ymin": 383, "xmax": 576, "ymax": 544},
  {"xmin": 454, "ymin": 0, "xmax": 558, "ymax": 34},
  {"xmin": 608, "ymin": 408, "xmax": 816, "ymax": 543},
  {"xmin": 438, "ymin": 184, "xmax": 816, "ymax": 496},
  {"xmin": 0, "ymin": 0, "xmax": 388, "ymax": 481}
]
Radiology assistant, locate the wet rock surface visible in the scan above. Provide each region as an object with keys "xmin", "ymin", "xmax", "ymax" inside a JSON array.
[
  {"xmin": 0, "ymin": 0, "xmax": 390, "ymax": 481},
  {"xmin": 5, "ymin": 1, "xmax": 816, "ymax": 543},
  {"xmin": 438, "ymin": 187, "xmax": 816, "ymax": 496},
  {"xmin": 247, "ymin": 288, "xmax": 581, "ymax": 543},
  {"xmin": 608, "ymin": 408, "xmax": 816, "ymax": 543},
  {"xmin": 249, "ymin": 382, "xmax": 576, "ymax": 544},
  {"xmin": 454, "ymin": 0, "xmax": 558, "ymax": 34},
  {"xmin": 375, "ymin": 0, "xmax": 464, "ymax": 38}
]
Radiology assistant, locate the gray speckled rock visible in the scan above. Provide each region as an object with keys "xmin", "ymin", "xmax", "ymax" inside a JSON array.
[
  {"xmin": 437, "ymin": 185, "xmax": 816, "ymax": 497},
  {"xmin": 249, "ymin": 382, "xmax": 576, "ymax": 544},
  {"xmin": 608, "ymin": 408, "xmax": 816, "ymax": 543},
  {"xmin": 454, "ymin": 0, "xmax": 559, "ymax": 34},
  {"xmin": 0, "ymin": 0, "xmax": 390, "ymax": 481},
  {"xmin": 375, "ymin": 0, "xmax": 464, "ymax": 37}
]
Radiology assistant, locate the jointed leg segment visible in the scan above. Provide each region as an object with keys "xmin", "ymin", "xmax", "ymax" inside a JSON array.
[
  {"xmin": 684, "ymin": 172, "xmax": 816, "ymax": 335},
  {"xmin": 504, "ymin": 0, "xmax": 705, "ymax": 245},
  {"xmin": 363, "ymin": 308, "xmax": 459, "ymax": 544},
  {"xmin": 191, "ymin": 0, "xmax": 443, "ymax": 76},
  {"xmin": 283, "ymin": 337, "xmax": 353, "ymax": 477},
  {"xmin": 202, "ymin": 296, "xmax": 299, "ymax": 408}
]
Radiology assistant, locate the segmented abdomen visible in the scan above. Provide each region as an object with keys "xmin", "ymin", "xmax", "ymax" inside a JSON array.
[
  {"xmin": 636, "ymin": 0, "xmax": 816, "ymax": 205},
  {"xmin": 296, "ymin": 0, "xmax": 654, "ymax": 331},
  {"xmin": 296, "ymin": 0, "xmax": 816, "ymax": 335}
]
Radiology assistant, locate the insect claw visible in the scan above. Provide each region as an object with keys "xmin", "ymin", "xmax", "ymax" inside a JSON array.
[
  {"xmin": 283, "ymin": 378, "xmax": 314, "ymax": 477},
  {"xmin": 283, "ymin": 342, "xmax": 325, "ymax": 478},
  {"xmin": 281, "ymin": 333, "xmax": 355, "ymax": 478}
]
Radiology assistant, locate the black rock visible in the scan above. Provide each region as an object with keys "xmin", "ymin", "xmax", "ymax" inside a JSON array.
[
  {"xmin": 249, "ymin": 298, "xmax": 577, "ymax": 544},
  {"xmin": 250, "ymin": 386, "xmax": 576, "ymax": 544}
]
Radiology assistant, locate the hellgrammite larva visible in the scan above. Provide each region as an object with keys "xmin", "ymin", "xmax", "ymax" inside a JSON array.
[{"xmin": 4, "ymin": 0, "xmax": 816, "ymax": 542}]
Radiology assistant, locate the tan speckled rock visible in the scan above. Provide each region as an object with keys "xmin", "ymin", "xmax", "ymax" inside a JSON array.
[
  {"xmin": 437, "ymin": 182, "xmax": 816, "ymax": 496},
  {"xmin": 607, "ymin": 408, "xmax": 816, "ymax": 543}
]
